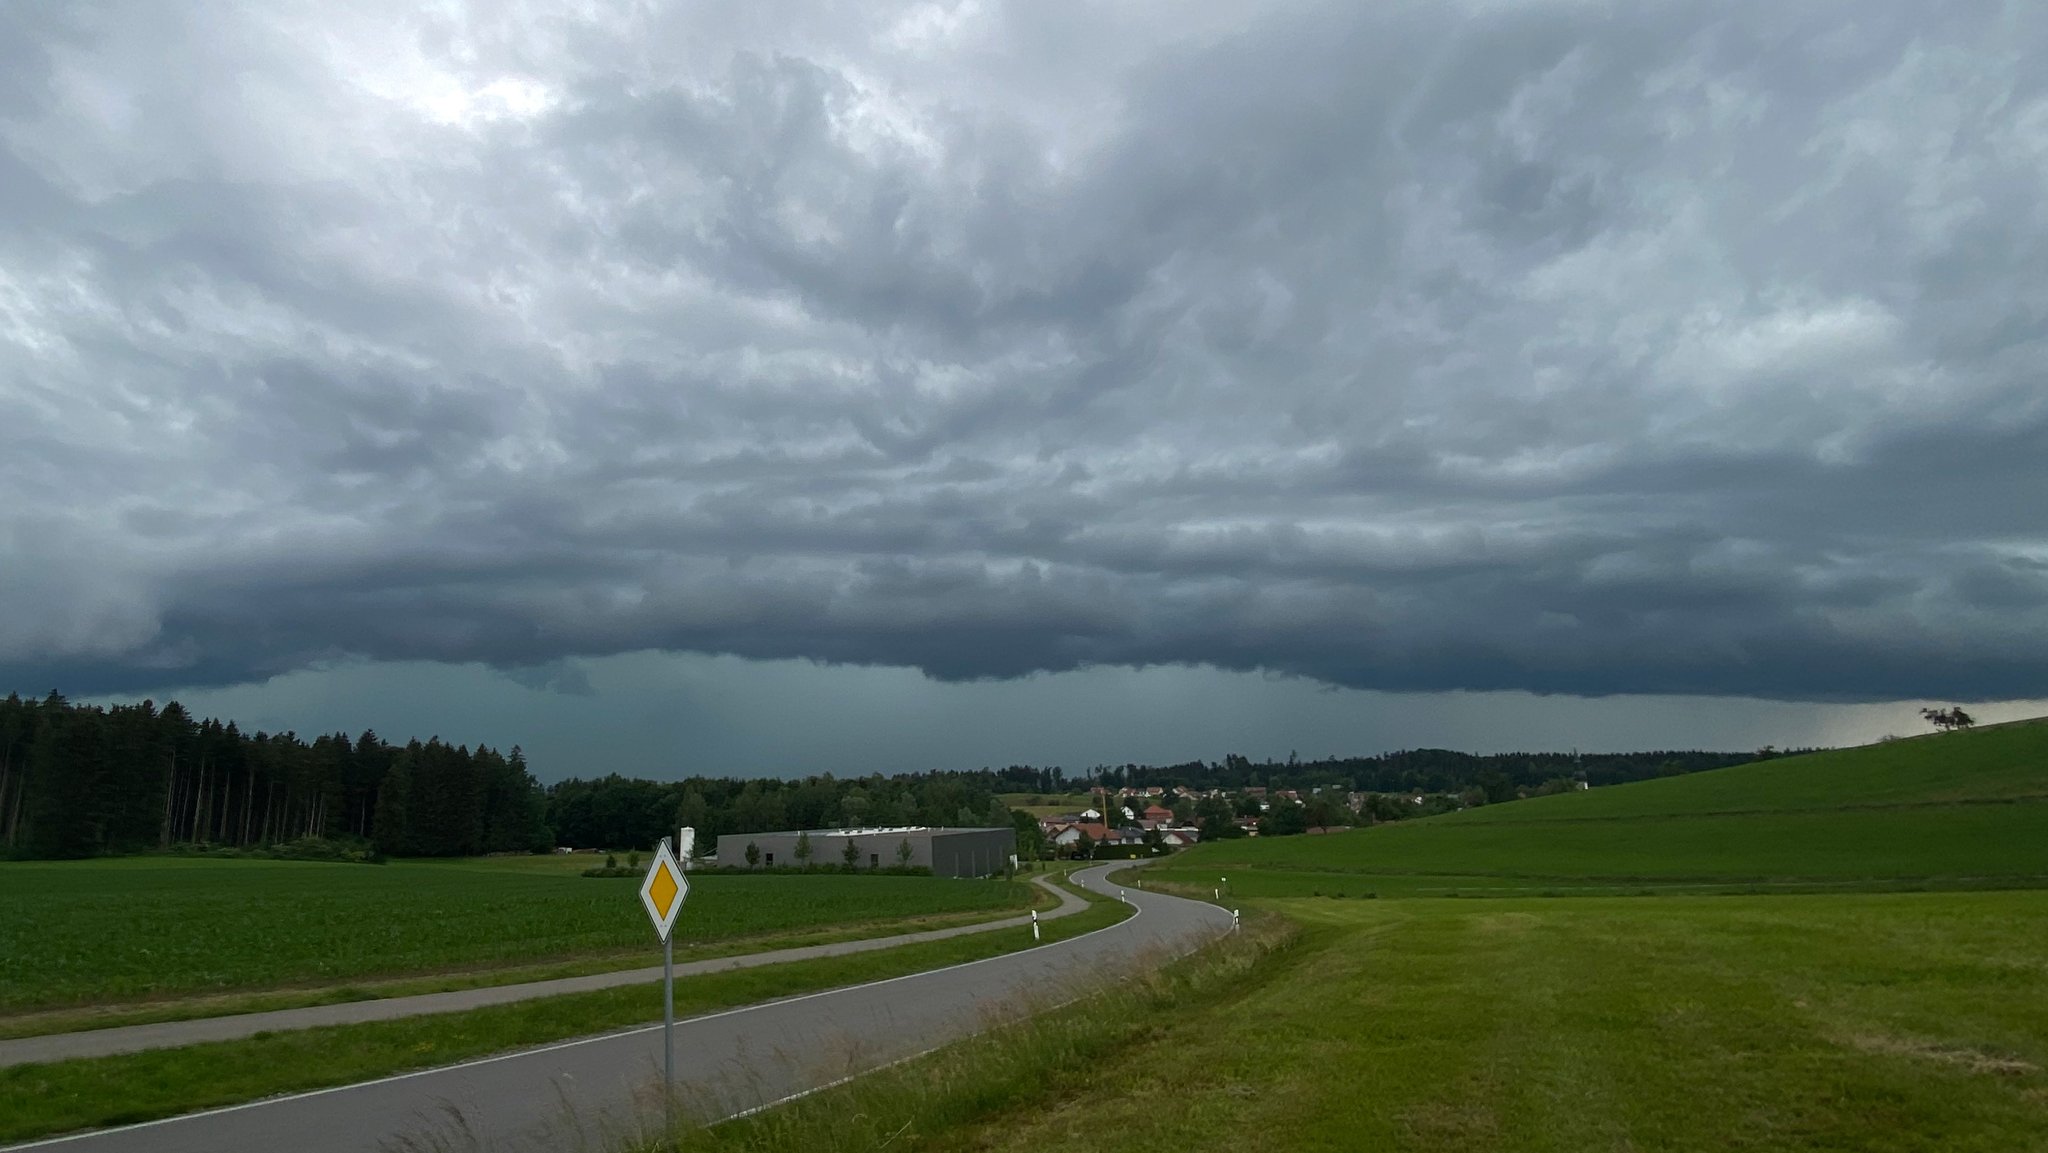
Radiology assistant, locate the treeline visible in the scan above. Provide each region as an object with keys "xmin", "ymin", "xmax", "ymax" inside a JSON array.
[
  {"xmin": 0, "ymin": 692, "xmax": 549, "ymax": 860},
  {"xmin": 992, "ymin": 747, "xmax": 1778, "ymax": 798},
  {"xmin": 2, "ymin": 688, "xmax": 1785, "ymax": 862},
  {"xmin": 545, "ymin": 748, "xmax": 1779, "ymax": 854},
  {"xmin": 547, "ymin": 772, "xmax": 1011, "ymax": 854}
]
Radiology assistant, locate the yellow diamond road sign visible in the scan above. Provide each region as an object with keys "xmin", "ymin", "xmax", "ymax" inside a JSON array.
[{"xmin": 639, "ymin": 839, "xmax": 688, "ymax": 941}]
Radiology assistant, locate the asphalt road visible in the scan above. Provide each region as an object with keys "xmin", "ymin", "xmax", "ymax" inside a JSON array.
[
  {"xmin": 0, "ymin": 876, "xmax": 1089, "ymax": 1068},
  {"xmin": 7, "ymin": 865, "xmax": 1231, "ymax": 1153}
]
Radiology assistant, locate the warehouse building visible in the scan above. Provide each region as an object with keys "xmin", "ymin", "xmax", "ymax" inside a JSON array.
[{"xmin": 713, "ymin": 826, "xmax": 1016, "ymax": 878}]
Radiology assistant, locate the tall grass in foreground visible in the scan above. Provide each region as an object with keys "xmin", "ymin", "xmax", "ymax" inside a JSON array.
[{"xmin": 620, "ymin": 916, "xmax": 1298, "ymax": 1153}]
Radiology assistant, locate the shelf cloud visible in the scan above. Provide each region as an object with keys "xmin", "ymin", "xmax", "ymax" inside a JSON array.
[{"xmin": 3, "ymin": 1, "xmax": 2045, "ymax": 705}]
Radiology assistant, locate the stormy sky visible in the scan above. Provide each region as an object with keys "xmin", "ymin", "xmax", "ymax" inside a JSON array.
[{"xmin": 3, "ymin": 2, "xmax": 2045, "ymax": 778}]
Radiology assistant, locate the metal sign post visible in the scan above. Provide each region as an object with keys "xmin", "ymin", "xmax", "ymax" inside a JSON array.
[
  {"xmin": 638, "ymin": 831, "xmax": 691, "ymax": 1124},
  {"xmin": 663, "ymin": 895, "xmax": 673, "ymax": 1104}
]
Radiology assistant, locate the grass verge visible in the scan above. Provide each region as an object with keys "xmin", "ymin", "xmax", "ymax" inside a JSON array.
[
  {"xmin": 635, "ymin": 912, "xmax": 1300, "ymax": 1152},
  {"xmin": 0, "ymin": 876, "xmax": 1122, "ymax": 1144}
]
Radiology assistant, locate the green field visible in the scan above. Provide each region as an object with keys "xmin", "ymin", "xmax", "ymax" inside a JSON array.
[
  {"xmin": 0, "ymin": 871, "xmax": 1128, "ymax": 1145},
  {"xmin": 820, "ymin": 893, "xmax": 2044, "ymax": 1153},
  {"xmin": 998, "ymin": 793, "xmax": 1097, "ymax": 817},
  {"xmin": 0, "ymin": 855, "xmax": 1031, "ymax": 1013},
  {"xmin": 1151, "ymin": 721, "xmax": 2048, "ymax": 896},
  {"xmin": 670, "ymin": 723, "xmax": 2048, "ymax": 1152}
]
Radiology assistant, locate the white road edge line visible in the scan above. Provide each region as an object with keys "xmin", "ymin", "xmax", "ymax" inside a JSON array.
[
  {"xmin": 711, "ymin": 870, "xmax": 1201, "ymax": 1129},
  {"xmin": 1, "ymin": 866, "xmax": 1163, "ymax": 1152}
]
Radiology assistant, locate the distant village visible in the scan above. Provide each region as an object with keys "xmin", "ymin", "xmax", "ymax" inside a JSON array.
[{"xmin": 1030, "ymin": 778, "xmax": 1585, "ymax": 858}]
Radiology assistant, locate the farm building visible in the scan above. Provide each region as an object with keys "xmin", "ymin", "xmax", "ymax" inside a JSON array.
[{"xmin": 713, "ymin": 826, "xmax": 1017, "ymax": 878}]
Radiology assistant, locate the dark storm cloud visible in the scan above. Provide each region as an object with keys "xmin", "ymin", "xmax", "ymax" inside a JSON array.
[{"xmin": 3, "ymin": 0, "xmax": 2046, "ymax": 702}]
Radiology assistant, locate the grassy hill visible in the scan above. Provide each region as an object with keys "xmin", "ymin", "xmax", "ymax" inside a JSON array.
[
  {"xmin": 1155, "ymin": 719, "xmax": 2048, "ymax": 896},
  {"xmin": 670, "ymin": 723, "xmax": 2048, "ymax": 1153}
]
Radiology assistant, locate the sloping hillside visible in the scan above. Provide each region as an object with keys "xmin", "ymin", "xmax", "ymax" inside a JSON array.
[
  {"xmin": 1450, "ymin": 717, "xmax": 2048, "ymax": 822},
  {"xmin": 1158, "ymin": 719, "xmax": 2048, "ymax": 895}
]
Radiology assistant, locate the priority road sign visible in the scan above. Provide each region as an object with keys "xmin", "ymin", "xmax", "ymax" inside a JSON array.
[{"xmin": 639, "ymin": 838, "xmax": 689, "ymax": 942}]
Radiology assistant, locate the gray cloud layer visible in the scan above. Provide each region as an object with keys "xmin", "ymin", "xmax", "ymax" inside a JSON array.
[{"xmin": 4, "ymin": 1, "xmax": 2046, "ymax": 702}]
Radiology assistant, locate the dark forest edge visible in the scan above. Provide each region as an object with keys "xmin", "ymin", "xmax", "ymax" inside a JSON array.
[{"xmin": 0, "ymin": 690, "xmax": 1791, "ymax": 862}]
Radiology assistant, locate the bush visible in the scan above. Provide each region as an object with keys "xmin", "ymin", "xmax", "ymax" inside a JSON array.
[{"xmin": 164, "ymin": 836, "xmax": 385, "ymax": 865}]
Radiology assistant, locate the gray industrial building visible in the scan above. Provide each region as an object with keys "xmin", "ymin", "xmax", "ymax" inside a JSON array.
[{"xmin": 712, "ymin": 826, "xmax": 1016, "ymax": 878}]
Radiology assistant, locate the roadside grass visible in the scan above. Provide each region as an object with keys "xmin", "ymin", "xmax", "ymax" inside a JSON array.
[
  {"xmin": 0, "ymin": 876, "xmax": 1126, "ymax": 1145},
  {"xmin": 1160, "ymin": 720, "xmax": 2048, "ymax": 893},
  {"xmin": 0, "ymin": 859, "xmax": 1034, "ymax": 1013},
  {"xmin": 670, "ymin": 890, "xmax": 2048, "ymax": 1153},
  {"xmin": 634, "ymin": 911, "xmax": 1302, "ymax": 1153}
]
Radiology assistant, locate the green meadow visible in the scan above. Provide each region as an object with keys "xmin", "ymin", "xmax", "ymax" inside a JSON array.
[
  {"xmin": 0, "ymin": 854, "xmax": 1031, "ymax": 1013},
  {"xmin": 792, "ymin": 892, "xmax": 2042, "ymax": 1153},
  {"xmin": 678, "ymin": 723, "xmax": 2048, "ymax": 1152},
  {"xmin": 1151, "ymin": 719, "xmax": 2048, "ymax": 896},
  {"xmin": 997, "ymin": 793, "xmax": 1097, "ymax": 817}
]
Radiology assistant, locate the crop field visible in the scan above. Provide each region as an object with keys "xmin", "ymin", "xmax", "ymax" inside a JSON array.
[
  {"xmin": 1152, "ymin": 720, "xmax": 2048, "ymax": 895},
  {"xmin": 0, "ymin": 872, "xmax": 1127, "ymax": 1145},
  {"xmin": 0, "ymin": 856, "xmax": 1030, "ymax": 1012}
]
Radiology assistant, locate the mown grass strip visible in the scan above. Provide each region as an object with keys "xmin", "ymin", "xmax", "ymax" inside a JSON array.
[
  {"xmin": 0, "ymin": 876, "xmax": 1121, "ymax": 1145},
  {"xmin": 931, "ymin": 891, "xmax": 2048, "ymax": 1153},
  {"xmin": 632, "ymin": 913, "xmax": 1303, "ymax": 1153}
]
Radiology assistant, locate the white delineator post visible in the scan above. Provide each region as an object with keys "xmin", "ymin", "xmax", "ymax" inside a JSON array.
[
  {"xmin": 1031, "ymin": 907, "xmax": 1040, "ymax": 941},
  {"xmin": 670, "ymin": 828, "xmax": 694, "ymax": 1103}
]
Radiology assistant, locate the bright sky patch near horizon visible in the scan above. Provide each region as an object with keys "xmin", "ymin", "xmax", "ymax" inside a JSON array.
[{"xmin": 5, "ymin": 2, "xmax": 2045, "ymax": 778}]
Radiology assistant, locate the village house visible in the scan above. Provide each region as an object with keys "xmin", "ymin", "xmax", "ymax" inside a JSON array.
[{"xmin": 1046, "ymin": 821, "xmax": 1111, "ymax": 851}]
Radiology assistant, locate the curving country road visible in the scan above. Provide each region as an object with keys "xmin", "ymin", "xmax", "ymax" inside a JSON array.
[{"xmin": 6, "ymin": 864, "xmax": 1230, "ymax": 1153}]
